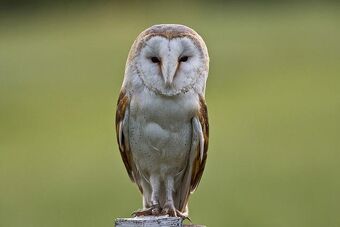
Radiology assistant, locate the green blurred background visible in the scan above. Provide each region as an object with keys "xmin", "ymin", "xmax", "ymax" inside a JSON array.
[{"xmin": 1, "ymin": 1, "xmax": 340, "ymax": 226}]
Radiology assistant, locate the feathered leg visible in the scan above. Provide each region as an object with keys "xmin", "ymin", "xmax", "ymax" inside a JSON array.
[
  {"xmin": 132, "ymin": 175, "xmax": 161, "ymax": 216},
  {"xmin": 161, "ymin": 176, "xmax": 188, "ymax": 218}
]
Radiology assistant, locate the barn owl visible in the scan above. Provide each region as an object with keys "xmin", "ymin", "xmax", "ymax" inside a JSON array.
[{"xmin": 115, "ymin": 24, "xmax": 209, "ymax": 218}]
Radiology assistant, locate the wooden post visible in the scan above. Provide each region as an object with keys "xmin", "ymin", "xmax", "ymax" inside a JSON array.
[{"xmin": 114, "ymin": 216, "xmax": 205, "ymax": 227}]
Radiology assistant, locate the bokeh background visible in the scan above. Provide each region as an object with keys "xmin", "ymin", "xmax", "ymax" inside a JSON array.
[{"xmin": 1, "ymin": 1, "xmax": 340, "ymax": 226}]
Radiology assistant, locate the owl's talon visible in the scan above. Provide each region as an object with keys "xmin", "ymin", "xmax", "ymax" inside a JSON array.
[
  {"xmin": 131, "ymin": 204, "xmax": 161, "ymax": 217},
  {"xmin": 161, "ymin": 207, "xmax": 175, "ymax": 216},
  {"xmin": 175, "ymin": 209, "xmax": 189, "ymax": 219},
  {"xmin": 183, "ymin": 215, "xmax": 192, "ymax": 223},
  {"xmin": 161, "ymin": 204, "xmax": 189, "ymax": 219},
  {"xmin": 151, "ymin": 206, "xmax": 161, "ymax": 215}
]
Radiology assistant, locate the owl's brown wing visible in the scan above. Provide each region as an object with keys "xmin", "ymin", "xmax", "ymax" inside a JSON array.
[
  {"xmin": 115, "ymin": 90, "xmax": 143, "ymax": 192},
  {"xmin": 190, "ymin": 95, "xmax": 209, "ymax": 192},
  {"xmin": 178, "ymin": 95, "xmax": 209, "ymax": 212}
]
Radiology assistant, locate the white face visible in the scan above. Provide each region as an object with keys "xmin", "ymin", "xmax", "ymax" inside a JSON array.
[{"xmin": 136, "ymin": 36, "xmax": 207, "ymax": 96}]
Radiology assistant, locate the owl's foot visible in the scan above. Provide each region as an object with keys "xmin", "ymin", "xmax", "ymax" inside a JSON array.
[
  {"xmin": 132, "ymin": 205, "xmax": 161, "ymax": 217},
  {"xmin": 160, "ymin": 204, "xmax": 189, "ymax": 220}
]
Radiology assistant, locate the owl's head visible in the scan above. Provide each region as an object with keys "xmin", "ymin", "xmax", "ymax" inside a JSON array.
[{"xmin": 125, "ymin": 24, "xmax": 209, "ymax": 96}]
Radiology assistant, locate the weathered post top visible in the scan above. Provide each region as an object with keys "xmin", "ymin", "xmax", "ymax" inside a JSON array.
[{"xmin": 114, "ymin": 216, "xmax": 205, "ymax": 227}]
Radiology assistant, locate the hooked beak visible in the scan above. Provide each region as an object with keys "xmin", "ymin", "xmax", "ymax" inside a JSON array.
[{"xmin": 161, "ymin": 60, "xmax": 178, "ymax": 87}]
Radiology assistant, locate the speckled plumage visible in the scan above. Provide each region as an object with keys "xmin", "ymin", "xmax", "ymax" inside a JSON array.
[{"xmin": 116, "ymin": 24, "xmax": 209, "ymax": 218}]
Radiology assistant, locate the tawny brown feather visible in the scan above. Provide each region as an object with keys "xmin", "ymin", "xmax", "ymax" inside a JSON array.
[
  {"xmin": 115, "ymin": 89, "xmax": 134, "ymax": 180},
  {"xmin": 190, "ymin": 95, "xmax": 209, "ymax": 192},
  {"xmin": 127, "ymin": 24, "xmax": 209, "ymax": 64}
]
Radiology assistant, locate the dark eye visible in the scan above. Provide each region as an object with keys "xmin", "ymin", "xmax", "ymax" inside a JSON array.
[
  {"xmin": 151, "ymin": 57, "xmax": 160, "ymax": 63},
  {"xmin": 179, "ymin": 56, "xmax": 188, "ymax": 62}
]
